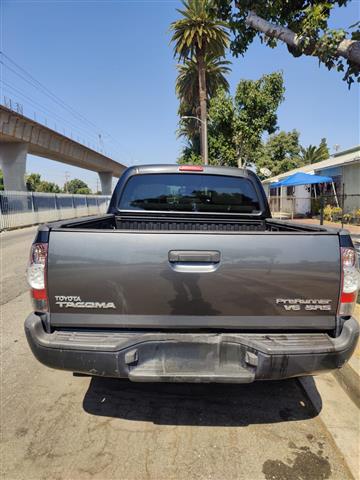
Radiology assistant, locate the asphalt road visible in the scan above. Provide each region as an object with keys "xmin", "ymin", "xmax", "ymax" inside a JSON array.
[{"xmin": 0, "ymin": 226, "xmax": 354, "ymax": 480}]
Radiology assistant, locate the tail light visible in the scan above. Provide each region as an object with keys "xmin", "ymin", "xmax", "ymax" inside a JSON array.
[
  {"xmin": 338, "ymin": 247, "xmax": 360, "ymax": 316},
  {"xmin": 27, "ymin": 243, "xmax": 48, "ymax": 312}
]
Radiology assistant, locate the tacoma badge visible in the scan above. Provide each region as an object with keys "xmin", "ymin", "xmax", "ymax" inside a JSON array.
[{"xmin": 55, "ymin": 296, "xmax": 115, "ymax": 309}]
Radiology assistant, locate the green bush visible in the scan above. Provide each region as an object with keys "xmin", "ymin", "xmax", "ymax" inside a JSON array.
[
  {"xmin": 342, "ymin": 213, "xmax": 353, "ymax": 224},
  {"xmin": 354, "ymin": 209, "xmax": 360, "ymax": 225},
  {"xmin": 323, "ymin": 205, "xmax": 343, "ymax": 222},
  {"xmin": 323, "ymin": 204, "xmax": 333, "ymax": 221}
]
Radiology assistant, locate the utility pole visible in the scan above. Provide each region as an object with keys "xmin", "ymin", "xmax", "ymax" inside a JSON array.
[
  {"xmin": 201, "ymin": 118, "xmax": 208, "ymax": 165},
  {"xmin": 180, "ymin": 116, "xmax": 209, "ymax": 165},
  {"xmin": 64, "ymin": 171, "xmax": 70, "ymax": 193}
]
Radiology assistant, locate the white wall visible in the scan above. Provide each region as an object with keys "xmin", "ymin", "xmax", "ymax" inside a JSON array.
[
  {"xmin": 342, "ymin": 163, "xmax": 360, "ymax": 211},
  {"xmin": 294, "ymin": 185, "xmax": 311, "ymax": 215}
]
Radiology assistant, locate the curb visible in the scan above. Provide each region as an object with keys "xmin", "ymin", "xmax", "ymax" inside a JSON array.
[
  {"xmin": 333, "ymin": 303, "xmax": 360, "ymax": 408},
  {"xmin": 333, "ymin": 362, "xmax": 360, "ymax": 409},
  {"xmin": 300, "ymin": 375, "xmax": 360, "ymax": 480}
]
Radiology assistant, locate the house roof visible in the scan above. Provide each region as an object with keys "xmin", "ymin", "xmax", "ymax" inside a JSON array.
[{"xmin": 262, "ymin": 145, "xmax": 360, "ymax": 185}]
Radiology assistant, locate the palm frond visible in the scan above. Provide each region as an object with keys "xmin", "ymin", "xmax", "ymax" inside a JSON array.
[
  {"xmin": 176, "ymin": 53, "xmax": 231, "ymax": 107},
  {"xmin": 170, "ymin": 0, "xmax": 229, "ymax": 60}
]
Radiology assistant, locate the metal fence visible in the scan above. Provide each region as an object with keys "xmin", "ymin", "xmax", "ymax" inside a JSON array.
[
  {"xmin": 0, "ymin": 191, "xmax": 111, "ymax": 230},
  {"xmin": 269, "ymin": 194, "xmax": 360, "ymax": 225}
]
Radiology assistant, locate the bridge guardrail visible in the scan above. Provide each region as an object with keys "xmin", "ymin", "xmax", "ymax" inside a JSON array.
[{"xmin": 0, "ymin": 191, "xmax": 111, "ymax": 230}]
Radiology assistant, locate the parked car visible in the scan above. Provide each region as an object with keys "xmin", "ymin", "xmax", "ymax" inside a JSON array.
[{"xmin": 25, "ymin": 164, "xmax": 359, "ymax": 383}]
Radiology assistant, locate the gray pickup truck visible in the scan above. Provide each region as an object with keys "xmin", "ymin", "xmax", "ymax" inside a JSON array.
[{"xmin": 25, "ymin": 164, "xmax": 359, "ymax": 383}]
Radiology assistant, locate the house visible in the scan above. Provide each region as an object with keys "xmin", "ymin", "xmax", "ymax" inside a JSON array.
[{"xmin": 262, "ymin": 146, "xmax": 360, "ymax": 216}]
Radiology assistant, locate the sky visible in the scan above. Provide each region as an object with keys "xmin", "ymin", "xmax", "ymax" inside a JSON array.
[{"xmin": 0, "ymin": 0, "xmax": 359, "ymax": 192}]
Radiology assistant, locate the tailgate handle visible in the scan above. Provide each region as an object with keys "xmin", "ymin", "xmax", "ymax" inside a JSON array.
[{"xmin": 168, "ymin": 250, "xmax": 220, "ymax": 263}]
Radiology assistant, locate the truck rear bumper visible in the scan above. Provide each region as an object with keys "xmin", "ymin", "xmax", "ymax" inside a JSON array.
[{"xmin": 25, "ymin": 314, "xmax": 359, "ymax": 383}]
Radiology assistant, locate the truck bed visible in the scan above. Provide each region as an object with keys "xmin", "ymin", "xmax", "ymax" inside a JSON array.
[{"xmin": 55, "ymin": 213, "xmax": 337, "ymax": 233}]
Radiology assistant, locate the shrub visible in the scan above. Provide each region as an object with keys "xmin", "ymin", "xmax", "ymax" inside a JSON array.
[
  {"xmin": 323, "ymin": 205, "xmax": 343, "ymax": 221},
  {"xmin": 323, "ymin": 204, "xmax": 333, "ymax": 221},
  {"xmin": 332, "ymin": 206, "xmax": 343, "ymax": 220},
  {"xmin": 354, "ymin": 209, "xmax": 360, "ymax": 225},
  {"xmin": 342, "ymin": 213, "xmax": 353, "ymax": 223}
]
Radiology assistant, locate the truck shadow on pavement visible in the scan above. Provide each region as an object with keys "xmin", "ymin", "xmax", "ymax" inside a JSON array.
[{"xmin": 82, "ymin": 377, "xmax": 321, "ymax": 426}]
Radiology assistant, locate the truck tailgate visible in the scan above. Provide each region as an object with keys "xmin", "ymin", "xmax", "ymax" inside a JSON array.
[{"xmin": 47, "ymin": 231, "xmax": 340, "ymax": 330}]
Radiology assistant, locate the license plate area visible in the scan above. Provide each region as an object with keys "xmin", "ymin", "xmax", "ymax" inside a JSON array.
[{"xmin": 124, "ymin": 340, "xmax": 256, "ymax": 383}]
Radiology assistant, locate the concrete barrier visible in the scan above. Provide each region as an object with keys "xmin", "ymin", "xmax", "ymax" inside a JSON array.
[{"xmin": 0, "ymin": 191, "xmax": 110, "ymax": 230}]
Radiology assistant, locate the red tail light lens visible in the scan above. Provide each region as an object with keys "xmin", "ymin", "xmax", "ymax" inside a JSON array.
[
  {"xmin": 179, "ymin": 165, "xmax": 204, "ymax": 172},
  {"xmin": 338, "ymin": 247, "xmax": 359, "ymax": 316},
  {"xmin": 27, "ymin": 243, "xmax": 48, "ymax": 312}
]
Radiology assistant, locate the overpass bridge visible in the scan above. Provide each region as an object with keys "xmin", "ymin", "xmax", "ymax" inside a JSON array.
[{"xmin": 0, "ymin": 105, "xmax": 126, "ymax": 194}]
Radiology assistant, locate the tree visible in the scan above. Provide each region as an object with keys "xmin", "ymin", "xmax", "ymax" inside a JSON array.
[
  {"xmin": 206, "ymin": 87, "xmax": 238, "ymax": 166},
  {"xmin": 178, "ymin": 147, "xmax": 203, "ymax": 165},
  {"xmin": 26, "ymin": 173, "xmax": 41, "ymax": 192},
  {"xmin": 26, "ymin": 173, "xmax": 62, "ymax": 193},
  {"xmin": 255, "ymin": 130, "xmax": 302, "ymax": 178},
  {"xmin": 176, "ymin": 54, "xmax": 231, "ymax": 155},
  {"xmin": 179, "ymin": 71, "xmax": 285, "ymax": 166},
  {"xmin": 232, "ymin": 71, "xmax": 285, "ymax": 166},
  {"xmin": 299, "ymin": 138, "xmax": 330, "ymax": 164},
  {"xmin": 171, "ymin": 0, "xmax": 229, "ymax": 164},
  {"xmin": 214, "ymin": 1, "xmax": 360, "ymax": 86},
  {"xmin": 76, "ymin": 187, "xmax": 92, "ymax": 195},
  {"xmin": 176, "ymin": 54, "xmax": 231, "ymax": 108},
  {"xmin": 37, "ymin": 181, "xmax": 61, "ymax": 193},
  {"xmin": 64, "ymin": 179, "xmax": 91, "ymax": 194}
]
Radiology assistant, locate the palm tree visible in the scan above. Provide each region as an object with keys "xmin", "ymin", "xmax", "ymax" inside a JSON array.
[
  {"xmin": 300, "ymin": 138, "xmax": 329, "ymax": 164},
  {"xmin": 176, "ymin": 54, "xmax": 231, "ymax": 108},
  {"xmin": 176, "ymin": 54, "xmax": 231, "ymax": 149},
  {"xmin": 177, "ymin": 101, "xmax": 200, "ymax": 144},
  {"xmin": 170, "ymin": 0, "xmax": 229, "ymax": 164}
]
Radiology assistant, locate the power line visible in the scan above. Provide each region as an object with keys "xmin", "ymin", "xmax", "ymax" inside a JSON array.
[
  {"xmin": 0, "ymin": 51, "xmax": 135, "ymax": 162},
  {"xmin": 0, "ymin": 59, "xmax": 103, "ymax": 141},
  {"xmin": 1, "ymin": 81, "xmax": 107, "ymax": 150},
  {"xmin": 1, "ymin": 51, "xmax": 101, "ymax": 132},
  {"xmin": 1, "ymin": 73, "xmax": 130, "ymax": 158},
  {"xmin": 1, "ymin": 51, "xmax": 135, "ymax": 158}
]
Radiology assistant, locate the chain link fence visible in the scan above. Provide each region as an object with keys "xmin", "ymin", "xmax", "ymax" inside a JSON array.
[
  {"xmin": 0, "ymin": 191, "xmax": 111, "ymax": 230},
  {"xmin": 269, "ymin": 194, "xmax": 360, "ymax": 226}
]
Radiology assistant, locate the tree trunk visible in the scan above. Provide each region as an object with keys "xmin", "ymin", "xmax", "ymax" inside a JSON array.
[
  {"xmin": 244, "ymin": 10, "xmax": 360, "ymax": 66},
  {"xmin": 197, "ymin": 52, "xmax": 208, "ymax": 165}
]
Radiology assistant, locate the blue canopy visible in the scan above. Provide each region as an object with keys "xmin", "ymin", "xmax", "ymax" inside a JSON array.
[{"xmin": 270, "ymin": 172, "xmax": 333, "ymax": 189}]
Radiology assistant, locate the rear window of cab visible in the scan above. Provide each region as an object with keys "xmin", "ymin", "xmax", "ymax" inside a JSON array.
[{"xmin": 118, "ymin": 173, "xmax": 261, "ymax": 214}]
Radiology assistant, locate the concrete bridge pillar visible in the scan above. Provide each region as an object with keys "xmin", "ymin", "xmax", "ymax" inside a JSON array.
[
  {"xmin": 98, "ymin": 172, "xmax": 113, "ymax": 195},
  {"xmin": 0, "ymin": 142, "xmax": 28, "ymax": 191}
]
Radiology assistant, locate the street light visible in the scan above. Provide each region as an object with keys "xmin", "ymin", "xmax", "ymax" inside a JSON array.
[
  {"xmin": 181, "ymin": 115, "xmax": 206, "ymax": 125},
  {"xmin": 180, "ymin": 115, "xmax": 209, "ymax": 165}
]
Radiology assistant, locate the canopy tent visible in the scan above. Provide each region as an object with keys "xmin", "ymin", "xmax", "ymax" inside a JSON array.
[
  {"xmin": 269, "ymin": 171, "xmax": 339, "ymax": 211},
  {"xmin": 270, "ymin": 172, "xmax": 333, "ymax": 188}
]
